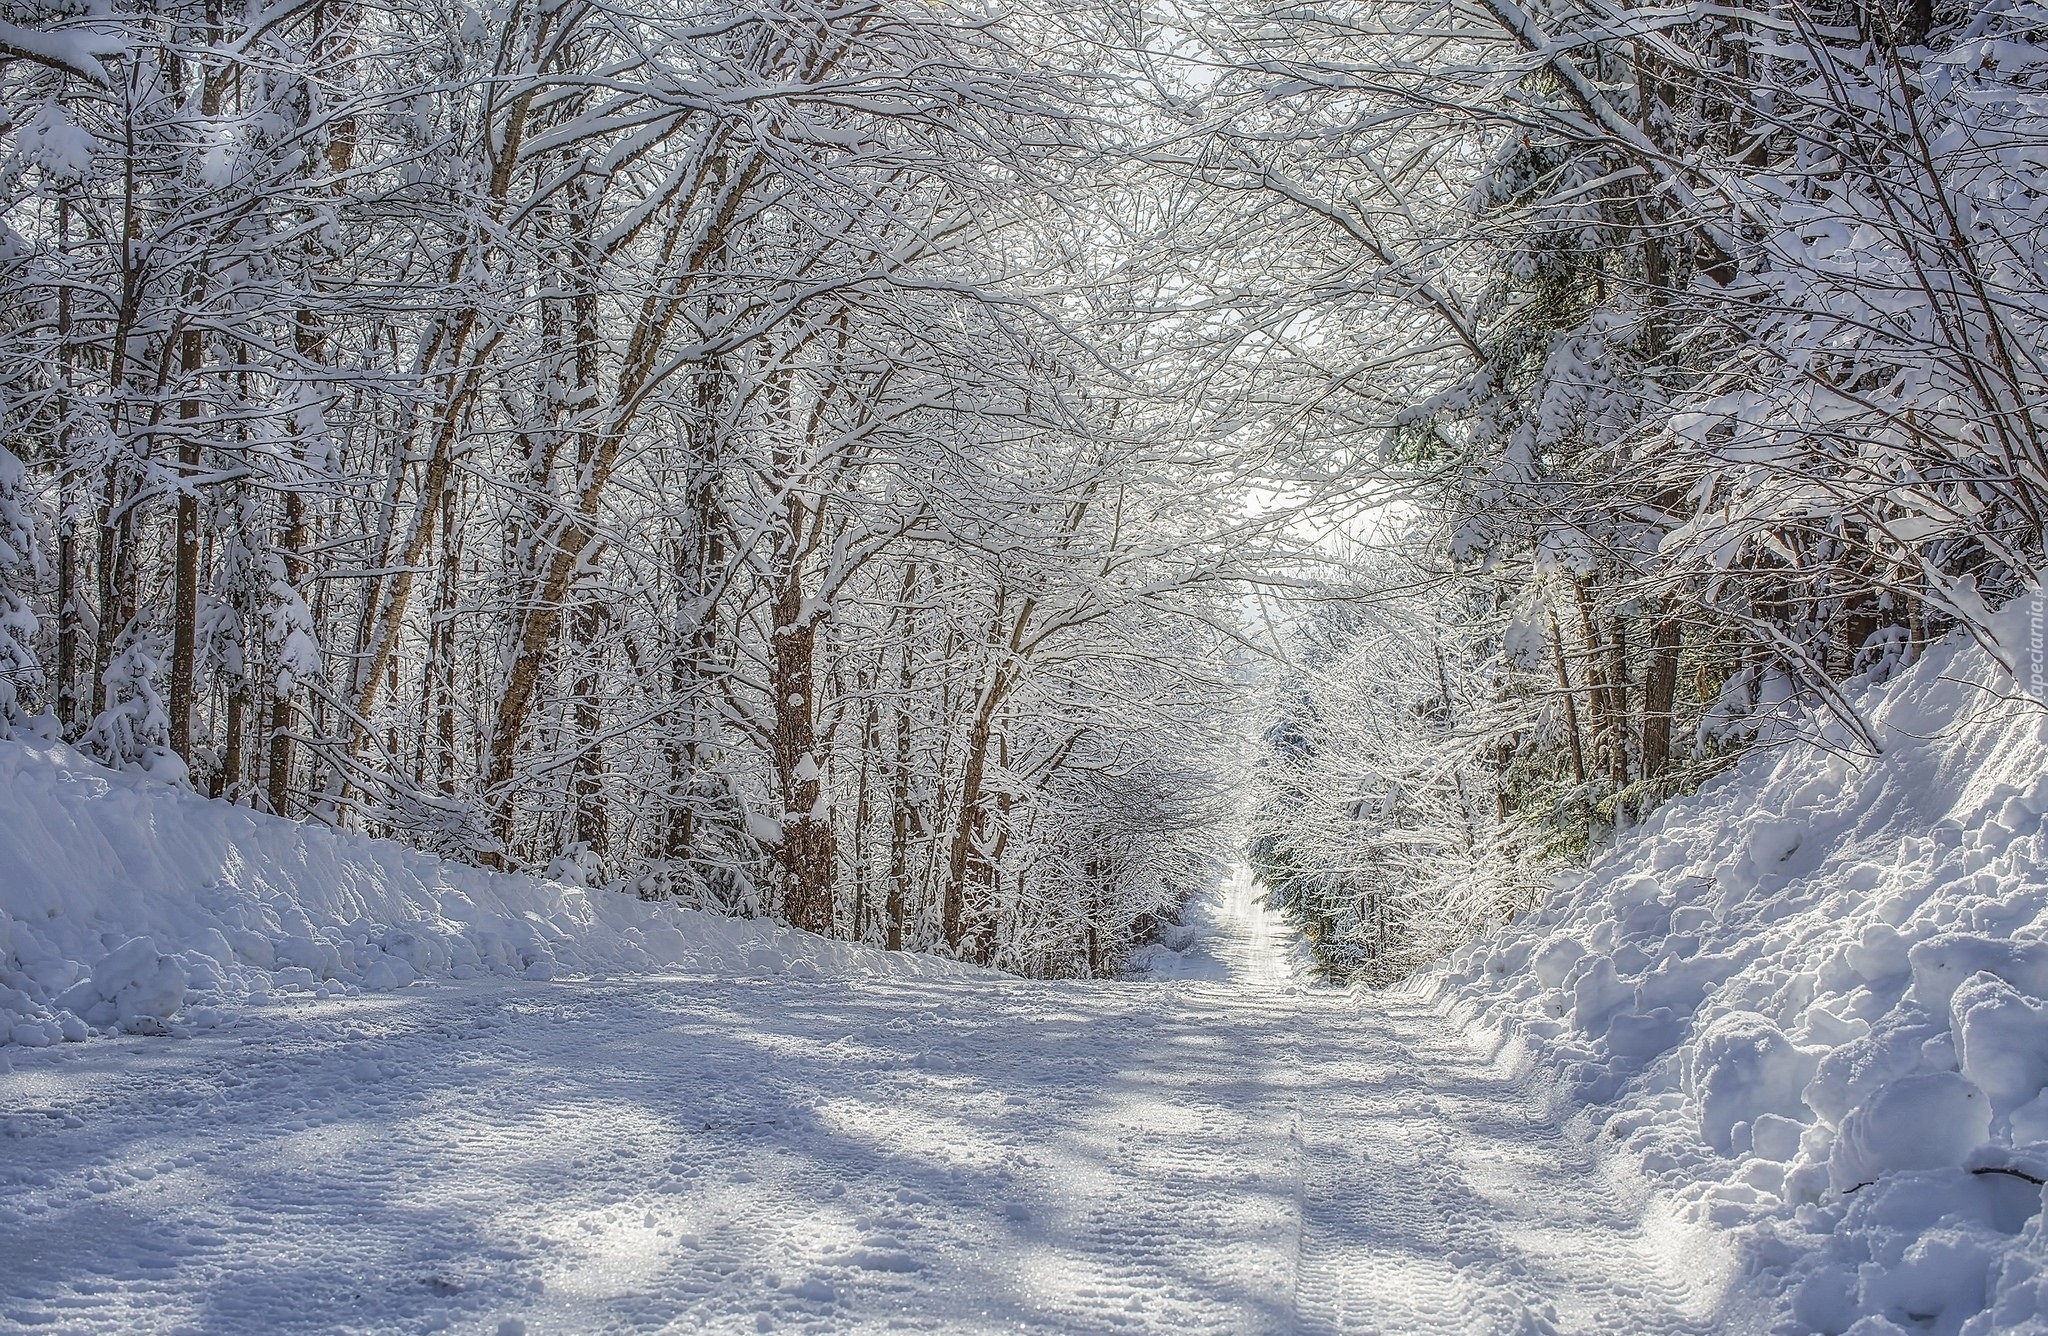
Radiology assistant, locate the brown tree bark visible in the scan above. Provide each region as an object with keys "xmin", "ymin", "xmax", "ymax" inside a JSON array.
[
  {"xmin": 942, "ymin": 595, "xmax": 1029, "ymax": 957},
  {"xmin": 771, "ymin": 606, "xmax": 836, "ymax": 932},
  {"xmin": 1606, "ymin": 618, "xmax": 1631, "ymax": 790},
  {"xmin": 94, "ymin": 105, "xmax": 146, "ymax": 714},
  {"xmin": 765, "ymin": 379, "xmax": 836, "ymax": 933},
  {"xmin": 54, "ymin": 193, "xmax": 80, "ymax": 730},
  {"xmin": 570, "ymin": 598, "xmax": 610, "ymax": 862},
  {"xmin": 1547, "ymin": 603, "xmax": 1587, "ymax": 786},
  {"xmin": 169, "ymin": 6, "xmax": 231, "ymax": 769},
  {"xmin": 885, "ymin": 568, "xmax": 919, "ymax": 952},
  {"xmin": 1639, "ymin": 599, "xmax": 1683, "ymax": 783},
  {"xmin": 219, "ymin": 691, "xmax": 245, "ymax": 800},
  {"xmin": 169, "ymin": 321, "xmax": 203, "ymax": 763},
  {"xmin": 851, "ymin": 674, "xmax": 880, "ymax": 941},
  {"xmin": 265, "ymin": 488, "xmax": 308, "ymax": 816},
  {"xmin": 267, "ymin": 1, "xmax": 354, "ymax": 812},
  {"xmin": 941, "ymin": 677, "xmax": 1002, "ymax": 955}
]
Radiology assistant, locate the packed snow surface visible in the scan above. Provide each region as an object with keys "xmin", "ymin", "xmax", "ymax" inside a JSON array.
[
  {"xmin": 1422, "ymin": 594, "xmax": 2048, "ymax": 1336},
  {"xmin": 0, "ymin": 843, "xmax": 1734, "ymax": 1333}
]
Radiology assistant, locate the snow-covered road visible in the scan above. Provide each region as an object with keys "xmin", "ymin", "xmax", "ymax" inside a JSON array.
[{"xmin": 0, "ymin": 868, "xmax": 1736, "ymax": 1335}]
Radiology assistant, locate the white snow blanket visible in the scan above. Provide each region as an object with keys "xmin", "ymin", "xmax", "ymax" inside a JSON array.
[
  {"xmin": 0, "ymin": 862, "xmax": 1734, "ymax": 1335},
  {"xmin": 0, "ymin": 739, "xmax": 964, "ymax": 1048},
  {"xmin": 1423, "ymin": 595, "xmax": 2048, "ymax": 1336}
]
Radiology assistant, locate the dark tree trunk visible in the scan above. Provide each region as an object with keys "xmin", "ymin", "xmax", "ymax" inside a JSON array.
[
  {"xmin": 1606, "ymin": 619, "xmax": 1631, "ymax": 790},
  {"xmin": 1548, "ymin": 604, "xmax": 1587, "ymax": 786},
  {"xmin": 570, "ymin": 598, "xmax": 609, "ymax": 861},
  {"xmin": 1640, "ymin": 602, "xmax": 1683, "ymax": 783},
  {"xmin": 266, "ymin": 489, "xmax": 308, "ymax": 816},
  {"xmin": 943, "ymin": 669, "xmax": 1006, "ymax": 956},
  {"xmin": 771, "ymin": 578, "xmax": 835, "ymax": 934},
  {"xmin": 54, "ymin": 194, "xmax": 79, "ymax": 730},
  {"xmin": 170, "ymin": 324, "xmax": 203, "ymax": 764}
]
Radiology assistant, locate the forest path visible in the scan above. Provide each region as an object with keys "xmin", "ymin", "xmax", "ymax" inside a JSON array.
[{"xmin": 0, "ymin": 867, "xmax": 1733, "ymax": 1335}]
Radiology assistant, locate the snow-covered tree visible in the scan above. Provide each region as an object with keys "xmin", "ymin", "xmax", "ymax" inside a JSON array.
[
  {"xmin": 79, "ymin": 612, "xmax": 184, "ymax": 782},
  {"xmin": 0, "ymin": 444, "xmax": 43, "ymax": 737}
]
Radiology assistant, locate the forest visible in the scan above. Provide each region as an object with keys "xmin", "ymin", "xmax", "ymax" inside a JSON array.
[{"xmin": 2, "ymin": 0, "xmax": 2043, "ymax": 980}]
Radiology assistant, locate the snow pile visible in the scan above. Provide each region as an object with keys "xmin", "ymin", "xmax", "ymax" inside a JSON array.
[
  {"xmin": 1124, "ymin": 921, "xmax": 1204, "ymax": 974},
  {"xmin": 0, "ymin": 739, "xmax": 966, "ymax": 1048},
  {"xmin": 1421, "ymin": 594, "xmax": 2048, "ymax": 1336}
]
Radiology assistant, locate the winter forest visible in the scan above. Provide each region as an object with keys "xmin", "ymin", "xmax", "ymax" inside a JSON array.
[{"xmin": 2, "ymin": 0, "xmax": 2045, "ymax": 984}]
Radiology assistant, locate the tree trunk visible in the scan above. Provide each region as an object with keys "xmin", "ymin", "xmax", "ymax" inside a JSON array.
[
  {"xmin": 219, "ymin": 691, "xmax": 245, "ymax": 800},
  {"xmin": 266, "ymin": 489, "xmax": 308, "ymax": 816},
  {"xmin": 886, "ymin": 570, "xmax": 918, "ymax": 951},
  {"xmin": 1547, "ymin": 603, "xmax": 1587, "ymax": 785},
  {"xmin": 1639, "ymin": 600, "xmax": 1682, "ymax": 783},
  {"xmin": 852, "ymin": 677, "xmax": 880, "ymax": 941},
  {"xmin": 943, "ymin": 666, "xmax": 1006, "ymax": 955},
  {"xmin": 770, "ymin": 544, "xmax": 836, "ymax": 934},
  {"xmin": 1606, "ymin": 618, "xmax": 1630, "ymax": 790},
  {"xmin": 54, "ymin": 193, "xmax": 78, "ymax": 730},
  {"xmin": 667, "ymin": 372, "xmax": 731, "ymax": 867},
  {"xmin": 169, "ymin": 323, "xmax": 203, "ymax": 765},
  {"xmin": 94, "ymin": 464, "xmax": 138, "ymax": 715},
  {"xmin": 888, "ymin": 697, "xmax": 913, "ymax": 952},
  {"xmin": 167, "ymin": 43, "xmax": 227, "ymax": 766},
  {"xmin": 570, "ymin": 598, "xmax": 609, "ymax": 862}
]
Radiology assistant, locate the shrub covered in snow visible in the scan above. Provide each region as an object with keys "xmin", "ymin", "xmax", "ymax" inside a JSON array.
[
  {"xmin": 0, "ymin": 442, "xmax": 43, "ymax": 738},
  {"xmin": 76, "ymin": 612, "xmax": 187, "ymax": 783},
  {"xmin": 1420, "ymin": 592, "xmax": 2048, "ymax": 1336}
]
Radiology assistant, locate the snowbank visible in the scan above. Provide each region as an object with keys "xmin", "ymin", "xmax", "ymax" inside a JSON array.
[
  {"xmin": 0, "ymin": 739, "xmax": 966, "ymax": 1048},
  {"xmin": 1419, "ymin": 596, "xmax": 2048, "ymax": 1335}
]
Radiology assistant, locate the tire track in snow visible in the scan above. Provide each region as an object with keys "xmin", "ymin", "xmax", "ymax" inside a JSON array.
[
  {"xmin": 1013, "ymin": 978, "xmax": 1299, "ymax": 1335},
  {"xmin": 1291, "ymin": 989, "xmax": 1733, "ymax": 1336}
]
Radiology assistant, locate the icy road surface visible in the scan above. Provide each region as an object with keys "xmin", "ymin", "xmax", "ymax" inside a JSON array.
[{"xmin": 0, "ymin": 869, "xmax": 1735, "ymax": 1335}]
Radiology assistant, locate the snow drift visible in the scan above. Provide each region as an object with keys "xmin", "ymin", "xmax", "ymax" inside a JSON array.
[
  {"xmin": 1421, "ymin": 595, "xmax": 2048, "ymax": 1335},
  {"xmin": 0, "ymin": 739, "xmax": 964, "ymax": 1048}
]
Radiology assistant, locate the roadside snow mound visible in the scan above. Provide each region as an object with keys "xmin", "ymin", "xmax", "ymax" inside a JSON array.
[
  {"xmin": 0, "ymin": 739, "xmax": 966, "ymax": 1047},
  {"xmin": 1421, "ymin": 593, "xmax": 2048, "ymax": 1336}
]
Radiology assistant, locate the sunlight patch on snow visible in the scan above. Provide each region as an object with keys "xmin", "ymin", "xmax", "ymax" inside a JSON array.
[{"xmin": 531, "ymin": 1204, "xmax": 678, "ymax": 1299}]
